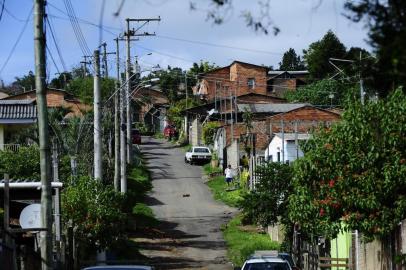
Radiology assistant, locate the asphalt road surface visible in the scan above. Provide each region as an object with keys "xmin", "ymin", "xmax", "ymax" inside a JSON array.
[{"xmin": 137, "ymin": 137, "xmax": 236, "ymax": 270}]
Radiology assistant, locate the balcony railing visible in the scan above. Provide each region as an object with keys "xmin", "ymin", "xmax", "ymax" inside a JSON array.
[{"xmin": 0, "ymin": 144, "xmax": 21, "ymax": 152}]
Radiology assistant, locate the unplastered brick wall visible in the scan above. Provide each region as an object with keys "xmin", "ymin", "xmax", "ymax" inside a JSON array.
[{"xmin": 232, "ymin": 62, "xmax": 267, "ymax": 96}]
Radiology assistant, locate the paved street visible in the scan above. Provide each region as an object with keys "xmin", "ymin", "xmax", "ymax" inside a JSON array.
[{"xmin": 137, "ymin": 137, "xmax": 236, "ymax": 270}]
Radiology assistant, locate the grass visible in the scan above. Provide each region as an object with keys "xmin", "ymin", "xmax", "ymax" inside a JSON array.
[
  {"xmin": 132, "ymin": 202, "xmax": 158, "ymax": 228},
  {"xmin": 206, "ymin": 175, "xmax": 244, "ymax": 207},
  {"xmin": 203, "ymin": 163, "xmax": 222, "ymax": 175},
  {"xmin": 222, "ymin": 215, "xmax": 280, "ymax": 267}
]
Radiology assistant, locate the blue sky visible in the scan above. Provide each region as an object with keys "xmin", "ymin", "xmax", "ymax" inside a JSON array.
[{"xmin": 0, "ymin": 0, "xmax": 370, "ymax": 84}]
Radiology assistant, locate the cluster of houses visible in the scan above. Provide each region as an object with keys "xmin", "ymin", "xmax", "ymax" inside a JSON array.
[{"xmin": 1, "ymin": 61, "xmax": 405, "ymax": 269}]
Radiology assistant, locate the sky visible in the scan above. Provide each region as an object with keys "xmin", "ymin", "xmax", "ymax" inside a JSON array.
[{"xmin": 0, "ymin": 0, "xmax": 371, "ymax": 84}]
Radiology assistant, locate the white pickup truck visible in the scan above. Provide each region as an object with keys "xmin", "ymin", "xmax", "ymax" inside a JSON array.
[{"xmin": 185, "ymin": 146, "xmax": 212, "ymax": 165}]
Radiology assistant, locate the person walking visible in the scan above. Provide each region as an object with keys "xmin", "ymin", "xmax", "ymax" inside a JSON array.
[{"xmin": 224, "ymin": 164, "xmax": 233, "ymax": 187}]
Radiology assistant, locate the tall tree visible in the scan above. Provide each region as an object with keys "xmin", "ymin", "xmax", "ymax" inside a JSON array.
[
  {"xmin": 279, "ymin": 48, "xmax": 306, "ymax": 71},
  {"xmin": 345, "ymin": 0, "xmax": 406, "ymax": 96},
  {"xmin": 10, "ymin": 71, "xmax": 36, "ymax": 93},
  {"xmin": 303, "ymin": 30, "xmax": 347, "ymax": 79}
]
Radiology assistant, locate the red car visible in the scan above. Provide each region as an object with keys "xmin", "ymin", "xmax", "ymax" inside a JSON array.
[
  {"xmin": 132, "ymin": 129, "xmax": 141, "ymax": 144},
  {"xmin": 164, "ymin": 125, "xmax": 177, "ymax": 139}
]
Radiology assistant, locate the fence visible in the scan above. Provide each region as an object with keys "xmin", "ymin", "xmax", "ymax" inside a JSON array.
[{"xmin": 0, "ymin": 144, "xmax": 20, "ymax": 152}]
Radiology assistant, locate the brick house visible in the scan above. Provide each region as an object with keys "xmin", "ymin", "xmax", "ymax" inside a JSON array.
[
  {"xmin": 267, "ymin": 70, "xmax": 309, "ymax": 98},
  {"xmin": 131, "ymin": 86, "xmax": 169, "ymax": 132},
  {"xmin": 0, "ymin": 100, "xmax": 37, "ymax": 150},
  {"xmin": 194, "ymin": 61, "xmax": 269, "ymax": 101},
  {"xmin": 1, "ymin": 88, "xmax": 89, "ymax": 116},
  {"xmin": 214, "ymin": 105, "xmax": 341, "ymax": 169}
]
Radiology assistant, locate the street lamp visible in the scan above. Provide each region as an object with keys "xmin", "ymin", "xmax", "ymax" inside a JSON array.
[{"xmin": 328, "ymin": 93, "xmax": 334, "ymax": 108}]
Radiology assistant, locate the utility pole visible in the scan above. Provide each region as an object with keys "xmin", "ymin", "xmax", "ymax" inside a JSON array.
[
  {"xmin": 80, "ymin": 55, "xmax": 90, "ymax": 78},
  {"xmin": 102, "ymin": 43, "xmax": 108, "ymax": 78},
  {"xmin": 34, "ymin": 0, "xmax": 53, "ymax": 269},
  {"xmin": 114, "ymin": 38, "xmax": 120, "ymax": 191},
  {"xmin": 125, "ymin": 18, "xmax": 132, "ymax": 165},
  {"xmin": 93, "ymin": 50, "xmax": 102, "ymax": 181},
  {"xmin": 52, "ymin": 142, "xmax": 62, "ymax": 267},
  {"xmin": 124, "ymin": 17, "xmax": 161, "ymax": 165},
  {"xmin": 185, "ymin": 72, "xmax": 188, "ymax": 109}
]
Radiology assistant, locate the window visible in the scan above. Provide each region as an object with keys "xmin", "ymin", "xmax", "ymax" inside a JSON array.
[
  {"xmin": 277, "ymin": 152, "xmax": 280, "ymax": 162},
  {"xmin": 247, "ymin": 78, "xmax": 256, "ymax": 89}
]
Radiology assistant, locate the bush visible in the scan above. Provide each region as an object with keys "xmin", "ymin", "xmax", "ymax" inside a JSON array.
[
  {"xmin": 0, "ymin": 146, "xmax": 40, "ymax": 180},
  {"xmin": 62, "ymin": 176, "xmax": 127, "ymax": 252},
  {"xmin": 202, "ymin": 121, "xmax": 221, "ymax": 146}
]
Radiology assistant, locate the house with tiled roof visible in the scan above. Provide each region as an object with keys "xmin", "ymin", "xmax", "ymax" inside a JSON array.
[{"xmin": 0, "ymin": 100, "xmax": 37, "ymax": 150}]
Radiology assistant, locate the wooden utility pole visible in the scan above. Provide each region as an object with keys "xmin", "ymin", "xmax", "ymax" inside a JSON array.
[
  {"xmin": 114, "ymin": 38, "xmax": 121, "ymax": 191},
  {"xmin": 34, "ymin": 0, "xmax": 53, "ymax": 269},
  {"xmin": 93, "ymin": 50, "xmax": 102, "ymax": 180}
]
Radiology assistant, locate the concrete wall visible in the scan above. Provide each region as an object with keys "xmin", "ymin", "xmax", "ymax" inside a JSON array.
[
  {"xmin": 267, "ymin": 223, "xmax": 285, "ymax": 244},
  {"xmin": 265, "ymin": 137, "xmax": 304, "ymax": 163},
  {"xmin": 226, "ymin": 139, "xmax": 239, "ymax": 168},
  {"xmin": 330, "ymin": 231, "xmax": 352, "ymax": 270},
  {"xmin": 190, "ymin": 118, "xmax": 201, "ymax": 146}
]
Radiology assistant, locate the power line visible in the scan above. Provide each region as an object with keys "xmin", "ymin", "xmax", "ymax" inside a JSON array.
[
  {"xmin": 62, "ymin": 0, "xmax": 91, "ymax": 56},
  {"xmin": 46, "ymin": 16, "xmax": 67, "ymax": 71},
  {"xmin": 0, "ymin": 0, "xmax": 5, "ymax": 22},
  {"xmin": 156, "ymin": 34, "xmax": 284, "ymax": 56},
  {"xmin": 0, "ymin": 5, "xmax": 32, "ymax": 76},
  {"xmin": 46, "ymin": 44, "xmax": 61, "ymax": 75}
]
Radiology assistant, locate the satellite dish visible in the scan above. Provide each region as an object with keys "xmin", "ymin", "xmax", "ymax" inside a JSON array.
[{"xmin": 19, "ymin": 204, "xmax": 42, "ymax": 229}]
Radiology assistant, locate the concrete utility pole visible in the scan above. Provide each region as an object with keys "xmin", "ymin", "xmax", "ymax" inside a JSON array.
[
  {"xmin": 125, "ymin": 18, "xmax": 132, "ymax": 165},
  {"xmin": 124, "ymin": 17, "xmax": 161, "ymax": 165},
  {"xmin": 81, "ymin": 55, "xmax": 90, "ymax": 78},
  {"xmin": 34, "ymin": 0, "xmax": 53, "ymax": 269},
  {"xmin": 114, "ymin": 38, "xmax": 120, "ymax": 191},
  {"xmin": 102, "ymin": 43, "xmax": 108, "ymax": 78},
  {"xmin": 93, "ymin": 50, "xmax": 102, "ymax": 181}
]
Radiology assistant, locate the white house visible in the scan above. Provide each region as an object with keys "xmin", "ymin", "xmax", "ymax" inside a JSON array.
[{"xmin": 264, "ymin": 133, "xmax": 310, "ymax": 163}]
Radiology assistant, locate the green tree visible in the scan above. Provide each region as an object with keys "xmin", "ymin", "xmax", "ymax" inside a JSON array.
[
  {"xmin": 279, "ymin": 48, "xmax": 306, "ymax": 71},
  {"xmin": 62, "ymin": 176, "xmax": 127, "ymax": 253},
  {"xmin": 289, "ymin": 89, "xmax": 406, "ymax": 240},
  {"xmin": 9, "ymin": 71, "xmax": 36, "ymax": 94},
  {"xmin": 345, "ymin": 1, "xmax": 406, "ymax": 95},
  {"xmin": 240, "ymin": 162, "xmax": 293, "ymax": 228},
  {"xmin": 0, "ymin": 146, "xmax": 40, "ymax": 180},
  {"xmin": 303, "ymin": 30, "xmax": 347, "ymax": 79},
  {"xmin": 284, "ymin": 79, "xmax": 357, "ymax": 106},
  {"xmin": 202, "ymin": 121, "xmax": 221, "ymax": 145},
  {"xmin": 67, "ymin": 77, "xmax": 115, "ymax": 104}
]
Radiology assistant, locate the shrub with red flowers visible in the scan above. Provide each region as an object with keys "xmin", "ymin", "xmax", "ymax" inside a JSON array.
[{"xmin": 288, "ymin": 89, "xmax": 406, "ymax": 240}]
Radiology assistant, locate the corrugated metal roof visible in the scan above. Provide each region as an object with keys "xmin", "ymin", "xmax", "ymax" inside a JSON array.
[
  {"xmin": 274, "ymin": 133, "xmax": 311, "ymax": 141},
  {"xmin": 237, "ymin": 103, "xmax": 308, "ymax": 113},
  {"xmin": 0, "ymin": 100, "xmax": 37, "ymax": 121},
  {"xmin": 0, "ymin": 99, "xmax": 34, "ymax": 105}
]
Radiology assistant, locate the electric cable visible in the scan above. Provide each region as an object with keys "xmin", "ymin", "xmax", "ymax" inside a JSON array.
[
  {"xmin": 0, "ymin": 5, "xmax": 33, "ymax": 76},
  {"xmin": 45, "ymin": 16, "xmax": 68, "ymax": 71}
]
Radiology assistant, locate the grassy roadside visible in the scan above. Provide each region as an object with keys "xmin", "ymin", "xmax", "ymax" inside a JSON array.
[
  {"xmin": 203, "ymin": 163, "xmax": 244, "ymax": 207},
  {"xmin": 222, "ymin": 215, "xmax": 280, "ymax": 267},
  {"xmin": 203, "ymin": 163, "xmax": 280, "ymax": 267}
]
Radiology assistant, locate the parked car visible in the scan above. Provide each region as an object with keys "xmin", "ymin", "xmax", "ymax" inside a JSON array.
[
  {"xmin": 164, "ymin": 125, "xmax": 177, "ymax": 140},
  {"xmin": 132, "ymin": 129, "xmax": 141, "ymax": 144},
  {"xmin": 185, "ymin": 146, "xmax": 212, "ymax": 165},
  {"xmin": 82, "ymin": 266, "xmax": 153, "ymax": 270},
  {"xmin": 237, "ymin": 251, "xmax": 299, "ymax": 270}
]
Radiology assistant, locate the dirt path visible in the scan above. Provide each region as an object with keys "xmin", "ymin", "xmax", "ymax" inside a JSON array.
[{"xmin": 136, "ymin": 137, "xmax": 236, "ymax": 270}]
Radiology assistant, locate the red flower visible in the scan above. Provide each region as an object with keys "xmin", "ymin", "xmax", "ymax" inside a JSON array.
[
  {"xmin": 319, "ymin": 208, "xmax": 325, "ymax": 217},
  {"xmin": 329, "ymin": 179, "xmax": 335, "ymax": 188}
]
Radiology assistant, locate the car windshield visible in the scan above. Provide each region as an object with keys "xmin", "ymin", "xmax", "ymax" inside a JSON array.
[
  {"xmin": 243, "ymin": 262, "xmax": 290, "ymax": 270},
  {"xmin": 84, "ymin": 268, "xmax": 149, "ymax": 270},
  {"xmin": 194, "ymin": 148, "xmax": 209, "ymax": 153}
]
